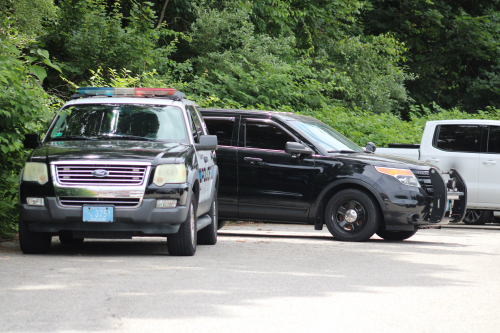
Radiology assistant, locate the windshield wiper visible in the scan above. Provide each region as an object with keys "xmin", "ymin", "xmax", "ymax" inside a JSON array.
[
  {"xmin": 327, "ymin": 149, "xmax": 360, "ymax": 154},
  {"xmin": 97, "ymin": 135, "xmax": 156, "ymax": 141},
  {"xmin": 53, "ymin": 135, "xmax": 97, "ymax": 141}
]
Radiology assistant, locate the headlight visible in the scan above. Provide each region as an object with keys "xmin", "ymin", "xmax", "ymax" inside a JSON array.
[
  {"xmin": 153, "ymin": 164, "xmax": 187, "ymax": 186},
  {"xmin": 375, "ymin": 167, "xmax": 420, "ymax": 187},
  {"xmin": 23, "ymin": 162, "xmax": 49, "ymax": 185}
]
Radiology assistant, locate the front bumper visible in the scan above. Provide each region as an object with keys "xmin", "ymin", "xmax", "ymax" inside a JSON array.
[
  {"xmin": 375, "ymin": 167, "xmax": 467, "ymax": 231},
  {"xmin": 20, "ymin": 198, "xmax": 188, "ymax": 235}
]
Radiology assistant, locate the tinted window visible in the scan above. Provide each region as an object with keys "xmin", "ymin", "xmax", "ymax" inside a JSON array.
[
  {"xmin": 245, "ymin": 122, "xmax": 294, "ymax": 150},
  {"xmin": 487, "ymin": 126, "xmax": 500, "ymax": 153},
  {"xmin": 204, "ymin": 119, "xmax": 234, "ymax": 146},
  {"xmin": 49, "ymin": 104, "xmax": 188, "ymax": 143},
  {"xmin": 435, "ymin": 125, "xmax": 481, "ymax": 152}
]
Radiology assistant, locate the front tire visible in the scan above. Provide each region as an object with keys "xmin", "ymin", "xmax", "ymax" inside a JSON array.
[
  {"xmin": 376, "ymin": 229, "xmax": 418, "ymax": 241},
  {"xmin": 463, "ymin": 210, "xmax": 491, "ymax": 225},
  {"xmin": 19, "ymin": 218, "xmax": 52, "ymax": 254},
  {"xmin": 167, "ymin": 197, "xmax": 197, "ymax": 256},
  {"xmin": 198, "ymin": 195, "xmax": 218, "ymax": 245},
  {"xmin": 325, "ymin": 189, "xmax": 380, "ymax": 242}
]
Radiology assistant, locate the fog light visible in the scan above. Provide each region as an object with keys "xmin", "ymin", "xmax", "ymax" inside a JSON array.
[
  {"xmin": 156, "ymin": 199, "xmax": 177, "ymax": 208},
  {"xmin": 27, "ymin": 197, "xmax": 45, "ymax": 206}
]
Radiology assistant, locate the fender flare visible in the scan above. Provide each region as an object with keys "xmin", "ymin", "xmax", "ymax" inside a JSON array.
[{"xmin": 311, "ymin": 179, "xmax": 387, "ymax": 230}]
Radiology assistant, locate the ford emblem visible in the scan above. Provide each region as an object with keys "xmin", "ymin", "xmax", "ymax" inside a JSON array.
[{"xmin": 92, "ymin": 169, "xmax": 109, "ymax": 178}]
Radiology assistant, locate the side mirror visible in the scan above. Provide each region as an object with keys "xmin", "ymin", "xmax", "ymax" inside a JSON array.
[
  {"xmin": 195, "ymin": 135, "xmax": 218, "ymax": 151},
  {"xmin": 24, "ymin": 134, "xmax": 41, "ymax": 149},
  {"xmin": 365, "ymin": 142, "xmax": 376, "ymax": 153},
  {"xmin": 285, "ymin": 142, "xmax": 313, "ymax": 155}
]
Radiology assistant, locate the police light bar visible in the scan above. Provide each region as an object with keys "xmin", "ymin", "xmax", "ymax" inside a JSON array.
[{"xmin": 77, "ymin": 87, "xmax": 177, "ymax": 97}]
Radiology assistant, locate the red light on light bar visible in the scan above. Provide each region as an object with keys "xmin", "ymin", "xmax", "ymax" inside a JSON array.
[{"xmin": 135, "ymin": 88, "xmax": 177, "ymax": 96}]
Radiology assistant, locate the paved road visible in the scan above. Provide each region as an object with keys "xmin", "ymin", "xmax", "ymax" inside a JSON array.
[{"xmin": 1, "ymin": 223, "xmax": 500, "ymax": 333}]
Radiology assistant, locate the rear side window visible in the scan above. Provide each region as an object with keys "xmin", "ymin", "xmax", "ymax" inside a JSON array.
[
  {"xmin": 434, "ymin": 125, "xmax": 482, "ymax": 152},
  {"xmin": 245, "ymin": 122, "xmax": 294, "ymax": 151},
  {"xmin": 487, "ymin": 126, "xmax": 500, "ymax": 153},
  {"xmin": 204, "ymin": 119, "xmax": 234, "ymax": 146}
]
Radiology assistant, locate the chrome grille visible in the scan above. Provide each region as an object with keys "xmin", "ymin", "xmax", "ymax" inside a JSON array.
[
  {"xmin": 412, "ymin": 170, "xmax": 433, "ymax": 195},
  {"xmin": 59, "ymin": 197, "xmax": 141, "ymax": 207},
  {"xmin": 55, "ymin": 164, "xmax": 148, "ymax": 186}
]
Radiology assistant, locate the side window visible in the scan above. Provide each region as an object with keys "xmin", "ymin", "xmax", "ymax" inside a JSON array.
[
  {"xmin": 204, "ymin": 119, "xmax": 234, "ymax": 146},
  {"xmin": 187, "ymin": 106, "xmax": 203, "ymax": 141},
  {"xmin": 189, "ymin": 114, "xmax": 199, "ymax": 143},
  {"xmin": 434, "ymin": 125, "xmax": 482, "ymax": 153},
  {"xmin": 193, "ymin": 106, "xmax": 208, "ymax": 134},
  {"xmin": 245, "ymin": 121, "xmax": 295, "ymax": 151},
  {"xmin": 488, "ymin": 126, "xmax": 500, "ymax": 153}
]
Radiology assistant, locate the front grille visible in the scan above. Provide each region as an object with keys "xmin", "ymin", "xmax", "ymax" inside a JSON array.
[
  {"xmin": 59, "ymin": 197, "xmax": 141, "ymax": 207},
  {"xmin": 55, "ymin": 164, "xmax": 148, "ymax": 186},
  {"xmin": 412, "ymin": 170, "xmax": 433, "ymax": 195}
]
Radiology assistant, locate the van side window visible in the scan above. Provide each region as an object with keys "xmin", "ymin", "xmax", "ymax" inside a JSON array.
[
  {"xmin": 434, "ymin": 125, "xmax": 482, "ymax": 152},
  {"xmin": 487, "ymin": 126, "xmax": 500, "ymax": 153}
]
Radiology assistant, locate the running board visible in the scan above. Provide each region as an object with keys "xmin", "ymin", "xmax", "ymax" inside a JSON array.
[{"xmin": 196, "ymin": 214, "xmax": 212, "ymax": 231}]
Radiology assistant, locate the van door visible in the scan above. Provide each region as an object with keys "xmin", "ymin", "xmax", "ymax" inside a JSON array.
[{"xmin": 420, "ymin": 124, "xmax": 482, "ymax": 205}]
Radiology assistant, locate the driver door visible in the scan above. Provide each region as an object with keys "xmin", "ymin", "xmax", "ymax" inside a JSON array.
[{"xmin": 237, "ymin": 119, "xmax": 315, "ymax": 222}]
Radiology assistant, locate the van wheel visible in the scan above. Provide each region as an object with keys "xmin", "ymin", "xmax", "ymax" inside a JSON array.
[
  {"xmin": 19, "ymin": 218, "xmax": 52, "ymax": 254},
  {"xmin": 463, "ymin": 210, "xmax": 491, "ymax": 225},
  {"xmin": 325, "ymin": 189, "xmax": 380, "ymax": 241},
  {"xmin": 376, "ymin": 230, "xmax": 418, "ymax": 241},
  {"xmin": 59, "ymin": 231, "xmax": 84, "ymax": 244},
  {"xmin": 167, "ymin": 197, "xmax": 197, "ymax": 256},
  {"xmin": 198, "ymin": 195, "xmax": 218, "ymax": 245}
]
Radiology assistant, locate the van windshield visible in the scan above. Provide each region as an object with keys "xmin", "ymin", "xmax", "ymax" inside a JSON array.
[{"xmin": 48, "ymin": 104, "xmax": 189, "ymax": 143}]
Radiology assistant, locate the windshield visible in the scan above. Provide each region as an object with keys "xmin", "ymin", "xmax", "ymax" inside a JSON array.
[
  {"xmin": 289, "ymin": 119, "xmax": 363, "ymax": 153},
  {"xmin": 48, "ymin": 104, "xmax": 189, "ymax": 143}
]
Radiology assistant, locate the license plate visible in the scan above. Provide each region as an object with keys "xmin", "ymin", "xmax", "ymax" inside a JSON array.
[{"xmin": 83, "ymin": 206, "xmax": 114, "ymax": 222}]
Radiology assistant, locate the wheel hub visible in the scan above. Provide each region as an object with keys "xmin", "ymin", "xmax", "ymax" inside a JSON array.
[{"xmin": 345, "ymin": 209, "xmax": 358, "ymax": 223}]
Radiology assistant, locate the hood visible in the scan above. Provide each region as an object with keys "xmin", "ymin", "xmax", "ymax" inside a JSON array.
[
  {"xmin": 337, "ymin": 152, "xmax": 438, "ymax": 170},
  {"xmin": 31, "ymin": 140, "xmax": 190, "ymax": 163}
]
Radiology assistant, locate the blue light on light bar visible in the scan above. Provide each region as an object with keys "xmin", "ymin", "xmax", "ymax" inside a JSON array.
[{"xmin": 77, "ymin": 87, "xmax": 115, "ymax": 96}]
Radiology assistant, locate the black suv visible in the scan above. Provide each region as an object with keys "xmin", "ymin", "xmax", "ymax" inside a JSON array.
[
  {"xmin": 20, "ymin": 88, "xmax": 218, "ymax": 256},
  {"xmin": 200, "ymin": 108, "xmax": 467, "ymax": 241}
]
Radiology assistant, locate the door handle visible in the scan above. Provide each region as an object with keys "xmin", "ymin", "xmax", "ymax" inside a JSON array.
[
  {"xmin": 482, "ymin": 160, "xmax": 497, "ymax": 165},
  {"xmin": 426, "ymin": 158, "xmax": 440, "ymax": 163},
  {"xmin": 244, "ymin": 157, "xmax": 263, "ymax": 164}
]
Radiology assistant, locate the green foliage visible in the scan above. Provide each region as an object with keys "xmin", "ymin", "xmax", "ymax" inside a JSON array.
[
  {"xmin": 0, "ymin": 37, "xmax": 58, "ymax": 236},
  {"xmin": 362, "ymin": 0, "xmax": 500, "ymax": 112},
  {"xmin": 46, "ymin": 0, "xmax": 183, "ymax": 78},
  {"xmin": 0, "ymin": 0, "xmax": 56, "ymax": 40}
]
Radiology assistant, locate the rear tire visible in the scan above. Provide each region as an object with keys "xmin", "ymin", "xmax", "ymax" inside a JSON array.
[
  {"xmin": 376, "ymin": 229, "xmax": 418, "ymax": 241},
  {"xmin": 463, "ymin": 210, "xmax": 491, "ymax": 225},
  {"xmin": 19, "ymin": 218, "xmax": 52, "ymax": 254},
  {"xmin": 325, "ymin": 189, "xmax": 380, "ymax": 242},
  {"xmin": 59, "ymin": 231, "xmax": 84, "ymax": 244},
  {"xmin": 198, "ymin": 195, "xmax": 218, "ymax": 245},
  {"xmin": 167, "ymin": 196, "xmax": 197, "ymax": 256}
]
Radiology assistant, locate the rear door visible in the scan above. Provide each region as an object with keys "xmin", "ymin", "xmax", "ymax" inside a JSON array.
[
  {"xmin": 203, "ymin": 116, "xmax": 239, "ymax": 218},
  {"xmin": 237, "ymin": 118, "xmax": 315, "ymax": 222},
  {"xmin": 478, "ymin": 125, "xmax": 500, "ymax": 207},
  {"xmin": 420, "ymin": 124, "xmax": 482, "ymax": 204}
]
